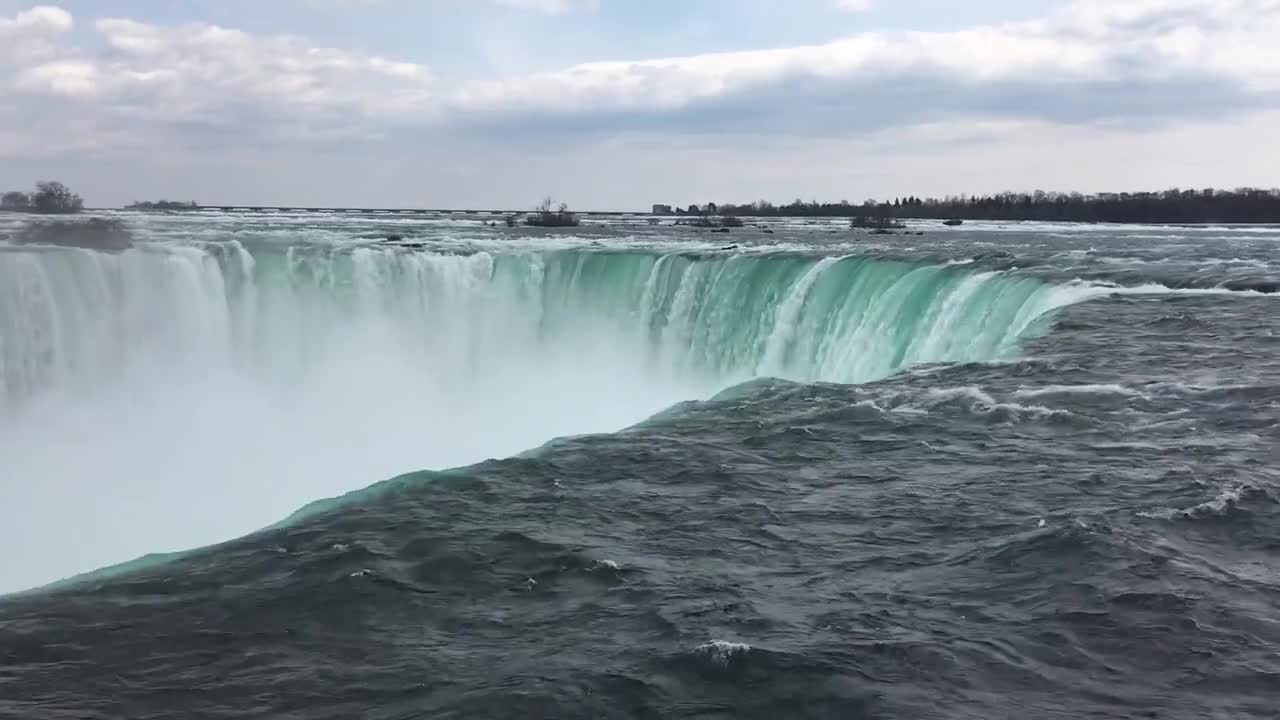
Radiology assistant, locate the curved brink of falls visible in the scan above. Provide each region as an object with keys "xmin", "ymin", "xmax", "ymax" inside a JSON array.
[
  {"xmin": 0, "ymin": 243, "xmax": 1098, "ymax": 592},
  {"xmin": 2, "ymin": 245, "xmax": 1091, "ymax": 402}
]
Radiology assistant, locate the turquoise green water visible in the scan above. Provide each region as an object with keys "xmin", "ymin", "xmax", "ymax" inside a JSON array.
[
  {"xmin": 481, "ymin": 250, "xmax": 1074, "ymax": 384},
  {"xmin": 1, "ymin": 246, "xmax": 1083, "ymax": 408}
]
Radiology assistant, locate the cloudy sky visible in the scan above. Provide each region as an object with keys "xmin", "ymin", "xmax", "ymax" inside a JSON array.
[{"xmin": 0, "ymin": 0, "xmax": 1277, "ymax": 209}]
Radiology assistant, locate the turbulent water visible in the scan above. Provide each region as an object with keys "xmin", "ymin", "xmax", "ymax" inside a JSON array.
[{"xmin": 1, "ymin": 212, "xmax": 1277, "ymax": 718}]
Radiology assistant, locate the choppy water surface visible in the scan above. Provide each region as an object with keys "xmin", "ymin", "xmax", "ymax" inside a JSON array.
[{"xmin": 1, "ymin": 212, "xmax": 1277, "ymax": 719}]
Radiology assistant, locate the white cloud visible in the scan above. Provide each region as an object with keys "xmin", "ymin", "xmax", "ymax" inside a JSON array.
[
  {"xmin": 15, "ymin": 58, "xmax": 97, "ymax": 96},
  {"xmin": 0, "ymin": 4, "xmax": 71, "ymax": 34},
  {"xmin": 9, "ymin": 15, "xmax": 432, "ymax": 117},
  {"xmin": 447, "ymin": 0, "xmax": 1280, "ymax": 121},
  {"xmin": 492, "ymin": 0, "xmax": 599, "ymax": 14},
  {"xmin": 305, "ymin": 0, "xmax": 598, "ymax": 12},
  {"xmin": 835, "ymin": 0, "xmax": 874, "ymax": 12},
  {"xmin": 0, "ymin": 5, "xmax": 73, "ymax": 63}
]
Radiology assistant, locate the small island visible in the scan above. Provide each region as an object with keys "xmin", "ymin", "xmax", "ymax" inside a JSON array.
[
  {"xmin": 125, "ymin": 200, "xmax": 199, "ymax": 211},
  {"xmin": 2, "ymin": 180, "xmax": 133, "ymax": 250},
  {"xmin": 1, "ymin": 181, "xmax": 84, "ymax": 215},
  {"xmin": 671, "ymin": 203, "xmax": 745, "ymax": 230},
  {"xmin": 13, "ymin": 218, "xmax": 134, "ymax": 251},
  {"xmin": 849, "ymin": 213, "xmax": 906, "ymax": 231},
  {"xmin": 521, "ymin": 198, "xmax": 580, "ymax": 228}
]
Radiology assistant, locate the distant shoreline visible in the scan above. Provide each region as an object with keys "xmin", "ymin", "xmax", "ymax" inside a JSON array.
[
  {"xmin": 6, "ymin": 193, "xmax": 1280, "ymax": 227},
  {"xmin": 672, "ymin": 189, "xmax": 1280, "ymax": 226},
  {"xmin": 65, "ymin": 207, "xmax": 1280, "ymax": 226}
]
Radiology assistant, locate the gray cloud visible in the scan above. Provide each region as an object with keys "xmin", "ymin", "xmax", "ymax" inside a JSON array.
[
  {"xmin": 446, "ymin": 68, "xmax": 1277, "ymax": 143},
  {"xmin": 443, "ymin": 0, "xmax": 1280, "ymax": 132}
]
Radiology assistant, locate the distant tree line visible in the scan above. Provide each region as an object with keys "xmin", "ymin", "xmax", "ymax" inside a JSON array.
[
  {"xmin": 665, "ymin": 200, "xmax": 902, "ymax": 230},
  {"xmin": 125, "ymin": 200, "xmax": 198, "ymax": 211},
  {"xmin": 1, "ymin": 181, "xmax": 84, "ymax": 214},
  {"xmin": 666, "ymin": 188, "xmax": 1280, "ymax": 224}
]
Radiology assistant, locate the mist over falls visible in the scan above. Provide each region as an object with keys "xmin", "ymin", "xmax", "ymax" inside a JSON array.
[{"xmin": 0, "ymin": 241, "xmax": 1086, "ymax": 593}]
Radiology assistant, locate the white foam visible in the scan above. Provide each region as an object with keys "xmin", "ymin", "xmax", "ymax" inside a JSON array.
[
  {"xmin": 696, "ymin": 640, "xmax": 752, "ymax": 666},
  {"xmin": 901, "ymin": 386, "xmax": 1079, "ymax": 422},
  {"xmin": 1140, "ymin": 484, "xmax": 1260, "ymax": 520},
  {"xmin": 1105, "ymin": 283, "xmax": 1278, "ymax": 299},
  {"xmin": 1014, "ymin": 384, "xmax": 1145, "ymax": 399}
]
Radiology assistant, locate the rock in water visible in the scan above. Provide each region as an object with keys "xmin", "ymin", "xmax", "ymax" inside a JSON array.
[{"xmin": 15, "ymin": 218, "xmax": 133, "ymax": 251}]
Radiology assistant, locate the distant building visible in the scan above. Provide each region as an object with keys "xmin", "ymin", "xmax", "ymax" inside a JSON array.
[{"xmin": 652, "ymin": 204, "xmax": 673, "ymax": 215}]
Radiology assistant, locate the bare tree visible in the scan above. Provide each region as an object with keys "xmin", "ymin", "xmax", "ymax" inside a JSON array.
[
  {"xmin": 31, "ymin": 181, "xmax": 84, "ymax": 214},
  {"xmin": 526, "ymin": 197, "xmax": 580, "ymax": 228},
  {"xmin": 0, "ymin": 191, "xmax": 31, "ymax": 211}
]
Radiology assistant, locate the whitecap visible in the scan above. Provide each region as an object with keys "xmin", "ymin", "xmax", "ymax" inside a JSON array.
[
  {"xmin": 1014, "ymin": 384, "xmax": 1146, "ymax": 399},
  {"xmin": 696, "ymin": 640, "xmax": 752, "ymax": 667},
  {"xmin": 1140, "ymin": 484, "xmax": 1263, "ymax": 520}
]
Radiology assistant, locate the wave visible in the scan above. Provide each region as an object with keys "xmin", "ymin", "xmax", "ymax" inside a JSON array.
[
  {"xmin": 1140, "ymin": 484, "xmax": 1274, "ymax": 521},
  {"xmin": 694, "ymin": 640, "xmax": 755, "ymax": 668},
  {"xmin": 878, "ymin": 385, "xmax": 1090, "ymax": 425},
  {"xmin": 1082, "ymin": 281, "xmax": 1279, "ymax": 299},
  {"xmin": 1068, "ymin": 273, "xmax": 1280, "ymax": 295},
  {"xmin": 1013, "ymin": 384, "xmax": 1146, "ymax": 399}
]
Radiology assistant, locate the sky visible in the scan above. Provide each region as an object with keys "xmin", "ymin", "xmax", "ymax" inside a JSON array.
[{"xmin": 0, "ymin": 0, "xmax": 1277, "ymax": 209}]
